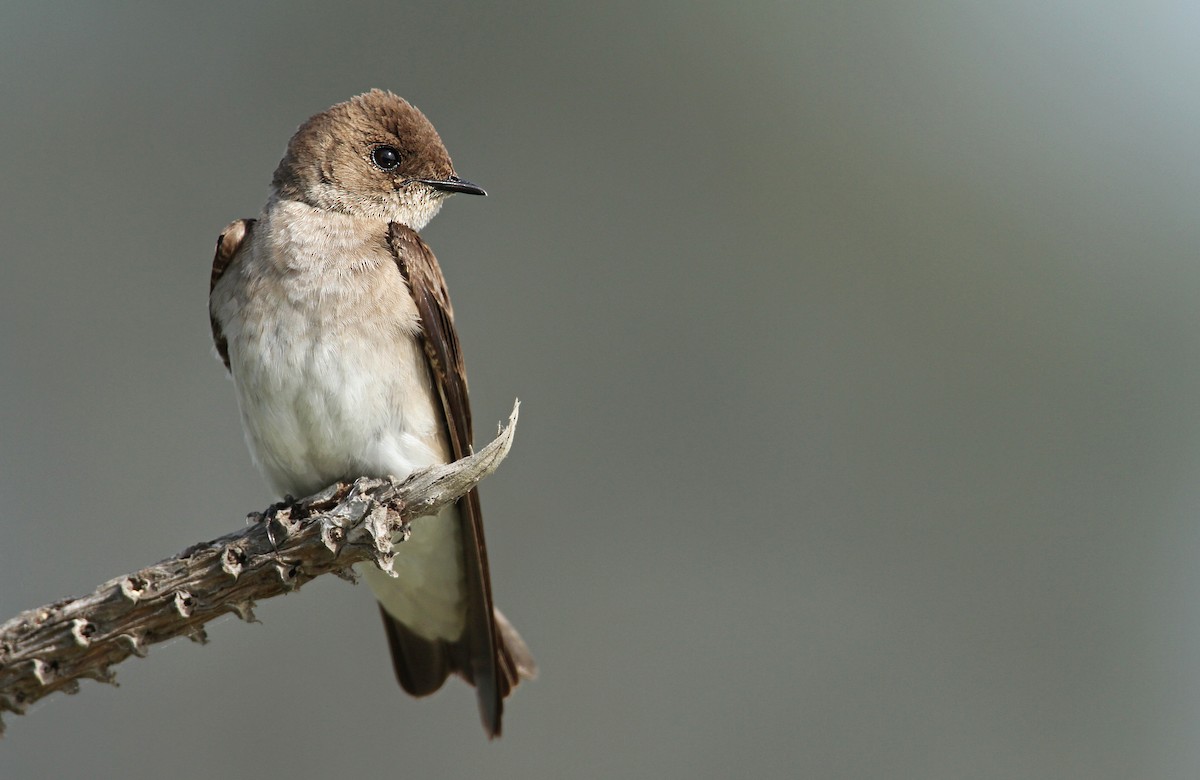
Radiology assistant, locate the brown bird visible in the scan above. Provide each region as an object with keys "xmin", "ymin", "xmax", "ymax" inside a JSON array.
[{"xmin": 208, "ymin": 90, "xmax": 535, "ymax": 737}]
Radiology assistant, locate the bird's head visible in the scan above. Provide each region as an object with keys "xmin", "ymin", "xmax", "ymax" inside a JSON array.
[{"xmin": 271, "ymin": 89, "xmax": 485, "ymax": 229}]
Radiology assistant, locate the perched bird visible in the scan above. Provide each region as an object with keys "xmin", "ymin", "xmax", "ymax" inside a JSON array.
[{"xmin": 208, "ymin": 90, "xmax": 534, "ymax": 736}]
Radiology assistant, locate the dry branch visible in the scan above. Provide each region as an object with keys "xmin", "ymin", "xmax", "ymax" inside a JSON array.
[{"xmin": 0, "ymin": 402, "xmax": 519, "ymax": 736}]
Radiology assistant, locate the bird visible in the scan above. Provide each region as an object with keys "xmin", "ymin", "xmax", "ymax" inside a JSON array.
[{"xmin": 208, "ymin": 89, "xmax": 534, "ymax": 737}]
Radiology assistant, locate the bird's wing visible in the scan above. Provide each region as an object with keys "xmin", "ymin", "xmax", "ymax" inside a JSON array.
[
  {"xmin": 384, "ymin": 222, "xmax": 508, "ymax": 737},
  {"xmin": 208, "ymin": 218, "xmax": 256, "ymax": 372}
]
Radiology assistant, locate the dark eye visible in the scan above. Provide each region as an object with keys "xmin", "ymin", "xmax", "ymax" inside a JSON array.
[{"xmin": 370, "ymin": 145, "xmax": 401, "ymax": 170}]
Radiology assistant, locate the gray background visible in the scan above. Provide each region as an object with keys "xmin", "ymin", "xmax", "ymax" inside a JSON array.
[{"xmin": 2, "ymin": 2, "xmax": 1199, "ymax": 778}]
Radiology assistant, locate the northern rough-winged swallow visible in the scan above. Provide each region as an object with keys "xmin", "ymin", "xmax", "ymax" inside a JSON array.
[{"xmin": 208, "ymin": 90, "xmax": 535, "ymax": 737}]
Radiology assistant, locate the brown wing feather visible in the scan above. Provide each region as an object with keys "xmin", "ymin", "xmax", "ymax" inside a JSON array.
[
  {"xmin": 208, "ymin": 219, "xmax": 256, "ymax": 371},
  {"xmin": 385, "ymin": 223, "xmax": 509, "ymax": 736}
]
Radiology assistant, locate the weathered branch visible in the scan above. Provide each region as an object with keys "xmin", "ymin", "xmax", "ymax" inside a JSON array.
[{"xmin": 0, "ymin": 402, "xmax": 519, "ymax": 736}]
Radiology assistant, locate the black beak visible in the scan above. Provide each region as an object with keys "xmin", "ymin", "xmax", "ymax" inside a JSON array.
[{"xmin": 414, "ymin": 176, "xmax": 487, "ymax": 196}]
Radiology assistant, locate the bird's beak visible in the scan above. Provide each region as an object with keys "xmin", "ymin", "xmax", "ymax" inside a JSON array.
[{"xmin": 413, "ymin": 176, "xmax": 487, "ymax": 196}]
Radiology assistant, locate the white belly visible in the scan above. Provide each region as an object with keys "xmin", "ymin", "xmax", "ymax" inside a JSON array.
[{"xmin": 231, "ymin": 311, "xmax": 442, "ymax": 498}]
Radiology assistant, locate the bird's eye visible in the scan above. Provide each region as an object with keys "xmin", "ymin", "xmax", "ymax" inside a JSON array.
[{"xmin": 370, "ymin": 145, "xmax": 401, "ymax": 170}]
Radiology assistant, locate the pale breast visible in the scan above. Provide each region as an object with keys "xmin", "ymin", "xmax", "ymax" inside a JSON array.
[{"xmin": 212, "ymin": 200, "xmax": 450, "ymax": 497}]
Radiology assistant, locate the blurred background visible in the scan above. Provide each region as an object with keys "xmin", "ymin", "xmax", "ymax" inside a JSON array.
[{"xmin": 2, "ymin": 2, "xmax": 1200, "ymax": 777}]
